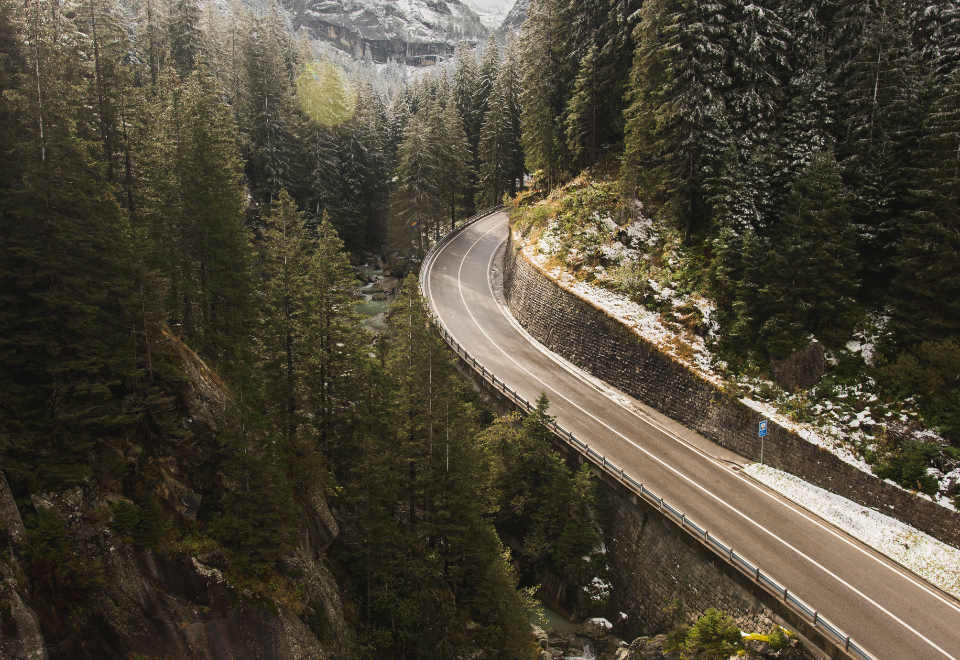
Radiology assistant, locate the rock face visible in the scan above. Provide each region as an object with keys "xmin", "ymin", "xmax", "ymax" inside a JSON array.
[
  {"xmin": 282, "ymin": 0, "xmax": 486, "ymax": 64},
  {"xmin": 769, "ymin": 341, "xmax": 825, "ymax": 391},
  {"xmin": 498, "ymin": 0, "xmax": 528, "ymax": 34},
  {"xmin": 0, "ymin": 329, "xmax": 351, "ymax": 660}
]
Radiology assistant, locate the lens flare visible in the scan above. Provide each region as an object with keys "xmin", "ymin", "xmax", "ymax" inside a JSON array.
[{"xmin": 296, "ymin": 61, "xmax": 356, "ymax": 127}]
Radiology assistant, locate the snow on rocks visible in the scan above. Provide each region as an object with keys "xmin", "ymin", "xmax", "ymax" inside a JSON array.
[
  {"xmin": 587, "ymin": 617, "xmax": 613, "ymax": 630},
  {"xmin": 744, "ymin": 463, "xmax": 960, "ymax": 599}
]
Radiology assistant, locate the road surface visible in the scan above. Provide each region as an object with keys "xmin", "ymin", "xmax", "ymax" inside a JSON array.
[{"xmin": 422, "ymin": 211, "xmax": 960, "ymax": 660}]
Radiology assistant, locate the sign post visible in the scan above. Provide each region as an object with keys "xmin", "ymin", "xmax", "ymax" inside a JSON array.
[{"xmin": 759, "ymin": 420, "xmax": 768, "ymax": 465}]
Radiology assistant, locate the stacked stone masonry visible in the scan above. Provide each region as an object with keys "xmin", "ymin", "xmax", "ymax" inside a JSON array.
[
  {"xmin": 502, "ymin": 234, "xmax": 960, "ymax": 549},
  {"xmin": 605, "ymin": 488, "xmax": 769, "ymax": 641}
]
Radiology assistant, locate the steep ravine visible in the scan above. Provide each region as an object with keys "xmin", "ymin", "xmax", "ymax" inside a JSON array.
[{"xmin": 0, "ymin": 335, "xmax": 350, "ymax": 660}]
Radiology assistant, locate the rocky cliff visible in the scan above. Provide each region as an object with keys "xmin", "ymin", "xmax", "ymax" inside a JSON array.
[
  {"xmin": 0, "ymin": 332, "xmax": 351, "ymax": 660},
  {"xmin": 282, "ymin": 0, "xmax": 487, "ymax": 64}
]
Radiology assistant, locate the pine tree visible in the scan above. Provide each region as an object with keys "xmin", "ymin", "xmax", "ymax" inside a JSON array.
[
  {"xmin": 303, "ymin": 213, "xmax": 364, "ymax": 451},
  {"xmin": 520, "ymin": 0, "xmax": 569, "ymax": 187},
  {"xmin": 831, "ymin": 0, "xmax": 924, "ymax": 302},
  {"xmin": 242, "ymin": 5, "xmax": 299, "ymax": 206},
  {"xmin": 259, "ymin": 190, "xmax": 313, "ymax": 441},
  {"xmin": 565, "ymin": 42, "xmax": 601, "ymax": 169},
  {"xmin": 167, "ymin": 0, "xmax": 203, "ymax": 78},
  {"xmin": 477, "ymin": 76, "xmax": 514, "ymax": 209},
  {"xmin": 133, "ymin": 492, "xmax": 164, "ymax": 547},
  {"xmin": 0, "ymin": 0, "xmax": 141, "ymax": 489},
  {"xmin": 214, "ymin": 424, "xmax": 297, "ymax": 575},
  {"xmin": 891, "ymin": 69, "xmax": 960, "ymax": 344},
  {"xmin": 391, "ymin": 106, "xmax": 442, "ymax": 256},
  {"xmin": 623, "ymin": 0, "xmax": 733, "ymax": 243},
  {"xmin": 178, "ymin": 65, "xmax": 254, "ymax": 366},
  {"xmin": 438, "ymin": 98, "xmax": 474, "ymax": 229},
  {"xmin": 758, "ymin": 151, "xmax": 861, "ymax": 357}
]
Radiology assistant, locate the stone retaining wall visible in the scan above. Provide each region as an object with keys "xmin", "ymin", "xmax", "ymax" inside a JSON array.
[
  {"xmin": 604, "ymin": 487, "xmax": 769, "ymax": 641},
  {"xmin": 502, "ymin": 234, "xmax": 960, "ymax": 549}
]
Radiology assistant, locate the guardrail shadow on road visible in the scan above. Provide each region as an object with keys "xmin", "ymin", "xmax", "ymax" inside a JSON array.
[{"xmin": 419, "ymin": 206, "xmax": 876, "ymax": 660}]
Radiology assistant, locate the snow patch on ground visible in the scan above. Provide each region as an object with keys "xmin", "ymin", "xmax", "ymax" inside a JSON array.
[
  {"xmin": 744, "ymin": 463, "xmax": 960, "ymax": 599},
  {"xmin": 514, "ymin": 224, "xmax": 958, "ymax": 512}
]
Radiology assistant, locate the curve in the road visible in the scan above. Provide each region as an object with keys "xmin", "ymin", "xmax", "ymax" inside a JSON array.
[{"xmin": 422, "ymin": 211, "xmax": 960, "ymax": 660}]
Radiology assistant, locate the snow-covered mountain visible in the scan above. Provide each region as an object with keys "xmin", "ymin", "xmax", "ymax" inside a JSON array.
[
  {"xmin": 497, "ymin": 0, "xmax": 526, "ymax": 34},
  {"xmin": 282, "ymin": 0, "xmax": 488, "ymax": 65},
  {"xmin": 462, "ymin": 0, "xmax": 510, "ymax": 30}
]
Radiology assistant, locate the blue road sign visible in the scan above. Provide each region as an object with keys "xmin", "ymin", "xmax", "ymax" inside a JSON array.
[{"xmin": 759, "ymin": 420, "xmax": 768, "ymax": 437}]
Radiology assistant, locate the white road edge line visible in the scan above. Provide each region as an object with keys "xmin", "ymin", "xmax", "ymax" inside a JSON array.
[
  {"xmin": 486, "ymin": 229, "xmax": 960, "ymax": 616},
  {"xmin": 424, "ymin": 213, "xmax": 957, "ymax": 660}
]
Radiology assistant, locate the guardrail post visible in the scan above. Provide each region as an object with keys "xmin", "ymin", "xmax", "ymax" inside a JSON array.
[
  {"xmin": 783, "ymin": 588, "xmax": 788, "ymax": 602},
  {"xmin": 844, "ymin": 637, "xmax": 850, "ymax": 651},
  {"xmin": 755, "ymin": 567, "xmax": 760, "ymax": 581},
  {"xmin": 812, "ymin": 611, "xmax": 818, "ymax": 628},
  {"xmin": 728, "ymin": 547, "xmax": 733, "ymax": 563}
]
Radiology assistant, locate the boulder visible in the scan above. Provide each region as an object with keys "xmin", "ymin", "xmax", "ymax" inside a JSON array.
[
  {"xmin": 375, "ymin": 276, "xmax": 400, "ymax": 292},
  {"xmin": 769, "ymin": 341, "xmax": 825, "ymax": 391},
  {"xmin": 164, "ymin": 329, "xmax": 229, "ymax": 437},
  {"xmin": 628, "ymin": 634, "xmax": 679, "ymax": 660}
]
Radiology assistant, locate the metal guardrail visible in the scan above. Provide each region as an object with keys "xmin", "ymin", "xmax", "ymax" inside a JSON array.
[{"xmin": 418, "ymin": 206, "xmax": 877, "ymax": 660}]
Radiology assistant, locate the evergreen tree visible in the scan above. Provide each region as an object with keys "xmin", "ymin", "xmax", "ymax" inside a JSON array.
[
  {"xmin": 757, "ymin": 152, "xmax": 861, "ymax": 357},
  {"xmin": 133, "ymin": 492, "xmax": 164, "ymax": 547},
  {"xmin": 438, "ymin": 98, "xmax": 474, "ymax": 229},
  {"xmin": 521, "ymin": 0, "xmax": 569, "ymax": 187},
  {"xmin": 831, "ymin": 0, "xmax": 924, "ymax": 302},
  {"xmin": 214, "ymin": 424, "xmax": 297, "ymax": 575},
  {"xmin": 259, "ymin": 190, "xmax": 313, "ymax": 441},
  {"xmin": 0, "ymin": 0, "xmax": 141, "ymax": 489},
  {"xmin": 391, "ymin": 106, "xmax": 442, "ymax": 256},
  {"xmin": 178, "ymin": 65, "xmax": 254, "ymax": 366},
  {"xmin": 477, "ymin": 75, "xmax": 514, "ymax": 208},
  {"xmin": 167, "ymin": 0, "xmax": 203, "ymax": 78},
  {"xmin": 242, "ymin": 5, "xmax": 299, "ymax": 206},
  {"xmin": 891, "ymin": 69, "xmax": 960, "ymax": 344},
  {"xmin": 303, "ymin": 213, "xmax": 364, "ymax": 451},
  {"xmin": 566, "ymin": 42, "xmax": 601, "ymax": 169},
  {"xmin": 623, "ymin": 0, "xmax": 733, "ymax": 243}
]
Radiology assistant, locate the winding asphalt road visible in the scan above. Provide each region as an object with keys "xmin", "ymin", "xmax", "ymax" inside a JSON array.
[{"xmin": 422, "ymin": 211, "xmax": 960, "ymax": 660}]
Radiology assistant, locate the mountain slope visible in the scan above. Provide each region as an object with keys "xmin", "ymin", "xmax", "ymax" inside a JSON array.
[{"xmin": 283, "ymin": 0, "xmax": 487, "ymax": 64}]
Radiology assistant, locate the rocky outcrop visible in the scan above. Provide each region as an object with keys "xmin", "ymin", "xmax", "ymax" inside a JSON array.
[
  {"xmin": 0, "ymin": 329, "xmax": 351, "ymax": 660},
  {"xmin": 283, "ymin": 0, "xmax": 486, "ymax": 65},
  {"xmin": 0, "ymin": 563, "xmax": 48, "ymax": 660},
  {"xmin": 9, "ymin": 470, "xmax": 349, "ymax": 660},
  {"xmin": 769, "ymin": 342, "xmax": 825, "ymax": 391}
]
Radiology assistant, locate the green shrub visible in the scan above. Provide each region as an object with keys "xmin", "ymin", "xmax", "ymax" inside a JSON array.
[
  {"xmin": 682, "ymin": 608, "xmax": 742, "ymax": 660},
  {"xmin": 21, "ymin": 509, "xmax": 104, "ymax": 615},
  {"xmin": 767, "ymin": 626, "xmax": 790, "ymax": 650},
  {"xmin": 133, "ymin": 493, "xmax": 164, "ymax": 547},
  {"xmin": 872, "ymin": 440, "xmax": 940, "ymax": 495},
  {"xmin": 109, "ymin": 500, "xmax": 139, "ymax": 536}
]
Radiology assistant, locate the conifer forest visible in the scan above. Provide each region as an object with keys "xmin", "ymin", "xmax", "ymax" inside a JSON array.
[{"xmin": 0, "ymin": 0, "xmax": 958, "ymax": 658}]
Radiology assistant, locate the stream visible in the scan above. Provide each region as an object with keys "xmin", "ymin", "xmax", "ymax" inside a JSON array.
[
  {"xmin": 354, "ymin": 265, "xmax": 391, "ymax": 334},
  {"xmin": 531, "ymin": 602, "xmax": 598, "ymax": 660}
]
